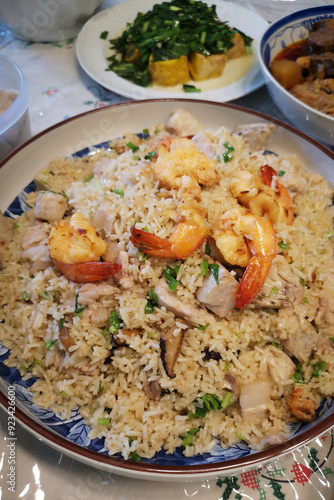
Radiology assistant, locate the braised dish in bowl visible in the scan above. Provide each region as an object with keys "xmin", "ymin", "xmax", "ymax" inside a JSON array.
[
  {"xmin": 0, "ymin": 100, "xmax": 333, "ymax": 481},
  {"xmin": 257, "ymin": 6, "xmax": 334, "ymax": 146}
]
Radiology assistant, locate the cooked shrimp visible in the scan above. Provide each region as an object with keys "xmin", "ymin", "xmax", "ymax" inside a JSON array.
[
  {"xmin": 130, "ymin": 176, "xmax": 208, "ymax": 259},
  {"xmin": 229, "ymin": 165, "xmax": 293, "ymax": 225},
  {"xmin": 149, "ymin": 136, "xmax": 220, "ymax": 190},
  {"xmin": 213, "ymin": 208, "xmax": 277, "ymax": 308},
  {"xmin": 261, "ymin": 165, "xmax": 294, "ymax": 225},
  {"xmin": 48, "ymin": 213, "xmax": 121, "ymax": 282}
]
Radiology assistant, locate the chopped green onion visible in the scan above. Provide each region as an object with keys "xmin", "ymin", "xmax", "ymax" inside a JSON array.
[
  {"xmin": 59, "ymin": 316, "xmax": 65, "ymax": 329},
  {"xmin": 205, "ymin": 242, "xmax": 211, "ymax": 255},
  {"xmin": 60, "ymin": 391, "xmax": 68, "ymax": 398},
  {"xmin": 126, "ymin": 141, "xmax": 139, "ymax": 152},
  {"xmin": 278, "ymin": 241, "xmax": 290, "ymax": 250},
  {"xmin": 142, "ymin": 128, "xmax": 149, "ymax": 135},
  {"xmin": 221, "ymin": 391, "xmax": 232, "ymax": 409},
  {"xmin": 300, "ymin": 278, "xmax": 310, "ymax": 289},
  {"xmin": 278, "ymin": 170, "xmax": 285, "ymax": 176},
  {"xmin": 270, "ymin": 286, "xmax": 278, "ymax": 296},
  {"xmin": 21, "ymin": 292, "xmax": 29, "ymax": 301},
  {"xmin": 145, "ymin": 286, "xmax": 159, "ymax": 314},
  {"xmin": 109, "ymin": 311, "xmax": 123, "ymax": 334},
  {"xmin": 14, "ymin": 223, "xmax": 20, "ymax": 228},
  {"xmin": 144, "ymin": 148, "xmax": 156, "ymax": 160},
  {"xmin": 182, "ymin": 428, "xmax": 199, "ymax": 447},
  {"xmin": 98, "ymin": 380, "xmax": 104, "ymax": 394},
  {"xmin": 303, "ymin": 297, "xmax": 309, "ymax": 304},
  {"xmin": 100, "ymin": 31, "xmax": 109, "ymax": 40},
  {"xmin": 291, "ymin": 365, "xmax": 304, "ymax": 384},
  {"xmin": 98, "ymin": 418, "xmax": 110, "ymax": 426},
  {"xmin": 183, "ymin": 84, "xmax": 201, "ymax": 93},
  {"xmin": 311, "ymin": 361, "xmax": 326, "ymax": 378},
  {"xmin": 209, "ymin": 264, "xmax": 219, "ymax": 285},
  {"xmin": 199, "ymin": 259, "xmax": 209, "ymax": 277},
  {"xmin": 329, "ymin": 337, "xmax": 334, "ymax": 343},
  {"xmin": 113, "ymin": 188, "xmax": 124, "ymax": 197},
  {"xmin": 46, "ymin": 339, "xmax": 56, "ymax": 350},
  {"xmin": 83, "ymin": 174, "xmax": 94, "ymax": 183},
  {"xmin": 219, "ymin": 142, "xmax": 235, "ymax": 163},
  {"xmin": 271, "ymin": 342, "xmax": 283, "ymax": 350},
  {"xmin": 197, "ymin": 324, "xmax": 209, "ymax": 330},
  {"xmin": 236, "ymin": 433, "xmax": 248, "ymax": 443},
  {"xmin": 129, "ymin": 451, "xmax": 141, "ymax": 461},
  {"xmin": 138, "ymin": 251, "xmax": 148, "ymax": 261},
  {"xmin": 39, "ymin": 290, "xmax": 53, "ymax": 300},
  {"xmin": 74, "ymin": 293, "xmax": 86, "ymax": 317}
]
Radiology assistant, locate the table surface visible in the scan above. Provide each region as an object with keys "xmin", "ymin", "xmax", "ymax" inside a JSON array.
[{"xmin": 0, "ymin": 1, "xmax": 333, "ymax": 498}]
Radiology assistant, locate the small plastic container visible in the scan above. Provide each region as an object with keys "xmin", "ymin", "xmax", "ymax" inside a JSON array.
[{"xmin": 0, "ymin": 55, "xmax": 31, "ymax": 161}]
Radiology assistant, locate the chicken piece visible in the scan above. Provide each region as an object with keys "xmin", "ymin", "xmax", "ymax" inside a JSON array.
[
  {"xmin": 166, "ymin": 109, "xmax": 204, "ymax": 136},
  {"xmin": 232, "ymin": 123, "xmax": 275, "ymax": 151},
  {"xmin": 279, "ymin": 171, "xmax": 307, "ymax": 196},
  {"xmin": 113, "ymin": 251, "xmax": 134, "ymax": 290},
  {"xmin": 78, "ymin": 282, "xmax": 116, "ymax": 306},
  {"xmin": 253, "ymin": 255, "xmax": 303, "ymax": 309},
  {"xmin": 0, "ymin": 212, "xmax": 14, "ymax": 264},
  {"xmin": 196, "ymin": 264, "xmax": 239, "ymax": 318},
  {"xmin": 191, "ymin": 131, "xmax": 216, "ymax": 159},
  {"xmin": 189, "ymin": 52, "xmax": 227, "ymax": 81},
  {"xmin": 315, "ymin": 295, "xmax": 329, "ymax": 326},
  {"xmin": 76, "ymin": 364, "xmax": 101, "ymax": 377},
  {"xmin": 239, "ymin": 378, "xmax": 272, "ymax": 419},
  {"xmin": 21, "ymin": 226, "xmax": 51, "ymax": 273},
  {"xmin": 153, "ymin": 138, "xmax": 220, "ymax": 190},
  {"xmin": 154, "ymin": 280, "xmax": 215, "ymax": 327},
  {"xmin": 143, "ymin": 380, "xmax": 162, "ymax": 400},
  {"xmin": 259, "ymin": 433, "xmax": 286, "ymax": 449},
  {"xmin": 282, "ymin": 330, "xmax": 319, "ymax": 363},
  {"xmin": 82, "ymin": 306, "xmax": 110, "ymax": 325},
  {"xmin": 21, "ymin": 226, "xmax": 48, "ymax": 250},
  {"xmin": 160, "ymin": 325, "xmax": 185, "ymax": 378},
  {"xmin": 286, "ymin": 388, "xmax": 316, "ymax": 422},
  {"xmin": 148, "ymin": 55, "xmax": 190, "ymax": 86},
  {"xmin": 92, "ymin": 203, "xmax": 115, "ymax": 237},
  {"xmin": 262, "ymin": 345, "xmax": 296, "ymax": 384},
  {"xmin": 34, "ymin": 191, "xmax": 67, "ymax": 222}
]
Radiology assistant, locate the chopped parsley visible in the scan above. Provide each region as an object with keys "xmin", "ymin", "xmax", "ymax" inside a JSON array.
[
  {"xmin": 145, "ymin": 286, "xmax": 159, "ymax": 314},
  {"xmin": 165, "ymin": 264, "xmax": 180, "ymax": 291},
  {"xmin": 209, "ymin": 263, "xmax": 219, "ymax": 285},
  {"xmin": 199, "ymin": 258, "xmax": 209, "ymax": 277}
]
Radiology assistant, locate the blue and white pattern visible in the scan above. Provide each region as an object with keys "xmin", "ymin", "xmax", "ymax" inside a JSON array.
[{"xmin": 1, "ymin": 141, "xmax": 334, "ymax": 468}]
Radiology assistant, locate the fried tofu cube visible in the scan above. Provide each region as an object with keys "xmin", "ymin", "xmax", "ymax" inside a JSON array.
[
  {"xmin": 148, "ymin": 55, "xmax": 190, "ymax": 86},
  {"xmin": 226, "ymin": 32, "xmax": 246, "ymax": 59},
  {"xmin": 189, "ymin": 52, "xmax": 227, "ymax": 81}
]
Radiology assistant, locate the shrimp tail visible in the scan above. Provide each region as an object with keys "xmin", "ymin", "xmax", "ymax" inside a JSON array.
[
  {"xmin": 53, "ymin": 259, "xmax": 121, "ymax": 283},
  {"xmin": 130, "ymin": 225, "xmax": 176, "ymax": 258},
  {"xmin": 236, "ymin": 254, "xmax": 271, "ymax": 308}
]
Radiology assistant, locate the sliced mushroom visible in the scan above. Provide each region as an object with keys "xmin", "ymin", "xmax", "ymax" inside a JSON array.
[
  {"xmin": 196, "ymin": 263, "xmax": 239, "ymax": 318},
  {"xmin": 59, "ymin": 326, "xmax": 76, "ymax": 354},
  {"xmin": 143, "ymin": 380, "xmax": 162, "ymax": 400},
  {"xmin": 155, "ymin": 280, "xmax": 215, "ymax": 327},
  {"xmin": 160, "ymin": 326, "xmax": 185, "ymax": 378}
]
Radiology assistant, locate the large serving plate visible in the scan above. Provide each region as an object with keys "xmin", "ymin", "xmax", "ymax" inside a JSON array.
[
  {"xmin": 76, "ymin": 0, "xmax": 268, "ymax": 102},
  {"xmin": 0, "ymin": 100, "xmax": 333, "ymax": 481}
]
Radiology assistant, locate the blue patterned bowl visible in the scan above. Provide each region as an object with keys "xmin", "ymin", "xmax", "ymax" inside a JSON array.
[
  {"xmin": 0, "ymin": 100, "xmax": 334, "ymax": 481},
  {"xmin": 257, "ymin": 5, "xmax": 334, "ymax": 146}
]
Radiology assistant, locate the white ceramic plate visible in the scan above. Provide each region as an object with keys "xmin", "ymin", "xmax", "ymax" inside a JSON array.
[
  {"xmin": 76, "ymin": 0, "xmax": 268, "ymax": 102},
  {"xmin": 0, "ymin": 100, "xmax": 334, "ymax": 482}
]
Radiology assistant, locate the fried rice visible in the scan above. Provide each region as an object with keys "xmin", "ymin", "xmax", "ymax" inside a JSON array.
[{"xmin": 0, "ymin": 110, "xmax": 333, "ymax": 460}]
